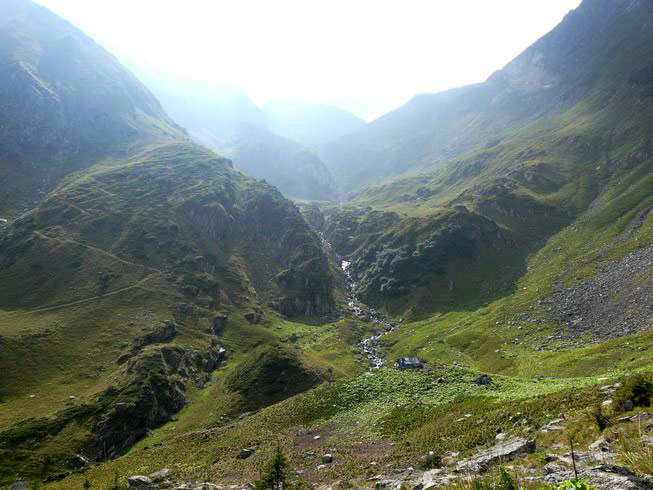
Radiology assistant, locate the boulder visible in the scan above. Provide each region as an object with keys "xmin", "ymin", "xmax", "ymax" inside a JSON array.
[
  {"xmin": 629, "ymin": 412, "xmax": 652, "ymax": 423},
  {"xmin": 418, "ymin": 469, "xmax": 458, "ymax": 488},
  {"xmin": 457, "ymin": 437, "xmax": 536, "ymax": 472},
  {"xmin": 8, "ymin": 482, "xmax": 31, "ymax": 490},
  {"xmin": 134, "ymin": 322, "xmax": 177, "ymax": 351},
  {"xmin": 149, "ymin": 468, "xmax": 171, "ymax": 481},
  {"xmin": 545, "ymin": 464, "xmax": 653, "ymax": 490},
  {"xmin": 641, "ymin": 436, "xmax": 653, "ymax": 447},
  {"xmin": 127, "ymin": 475, "xmax": 153, "ymax": 487},
  {"xmin": 589, "ymin": 437, "xmax": 610, "ymax": 454},
  {"xmin": 321, "ymin": 453, "xmax": 333, "ymax": 464},
  {"xmin": 238, "ymin": 447, "xmax": 256, "ymax": 459},
  {"xmin": 69, "ymin": 453, "xmax": 92, "ymax": 468}
]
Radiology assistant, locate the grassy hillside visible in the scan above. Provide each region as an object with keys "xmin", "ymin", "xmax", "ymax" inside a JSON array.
[
  {"xmin": 2, "ymin": 0, "xmax": 653, "ymax": 488},
  {"xmin": 0, "ymin": 138, "xmax": 347, "ymax": 484}
]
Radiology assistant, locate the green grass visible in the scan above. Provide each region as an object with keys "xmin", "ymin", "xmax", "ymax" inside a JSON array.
[{"xmin": 43, "ymin": 364, "xmax": 647, "ymax": 489}]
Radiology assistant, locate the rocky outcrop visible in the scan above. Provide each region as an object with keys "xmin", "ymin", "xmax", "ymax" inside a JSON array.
[
  {"xmin": 95, "ymin": 346, "xmax": 226, "ymax": 458},
  {"xmin": 132, "ymin": 321, "xmax": 178, "ymax": 352},
  {"xmin": 326, "ymin": 206, "xmax": 511, "ymax": 310},
  {"xmin": 545, "ymin": 464, "xmax": 653, "ymax": 490},
  {"xmin": 457, "ymin": 437, "xmax": 536, "ymax": 473},
  {"xmin": 181, "ymin": 186, "xmax": 336, "ymax": 318}
]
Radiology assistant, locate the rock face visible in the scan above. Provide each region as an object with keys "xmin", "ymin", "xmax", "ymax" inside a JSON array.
[
  {"xmin": 181, "ymin": 184, "xmax": 335, "ymax": 318},
  {"xmin": 457, "ymin": 437, "xmax": 536, "ymax": 472},
  {"xmin": 132, "ymin": 321, "xmax": 178, "ymax": 352}
]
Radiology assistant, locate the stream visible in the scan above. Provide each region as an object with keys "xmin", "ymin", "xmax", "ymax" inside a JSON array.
[
  {"xmin": 340, "ymin": 259, "xmax": 402, "ymax": 369},
  {"xmin": 319, "ymin": 232, "xmax": 401, "ymax": 369}
]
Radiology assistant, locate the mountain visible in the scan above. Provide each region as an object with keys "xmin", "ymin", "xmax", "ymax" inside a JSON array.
[
  {"xmin": 138, "ymin": 78, "xmax": 339, "ymax": 201},
  {"xmin": 321, "ymin": 0, "xmax": 653, "ymax": 194},
  {"xmin": 320, "ymin": 0, "xmax": 653, "ymax": 320},
  {"xmin": 209, "ymin": 124, "xmax": 338, "ymax": 201},
  {"xmin": 0, "ymin": 1, "xmax": 340, "ymax": 483},
  {"xmin": 263, "ymin": 100, "xmax": 365, "ymax": 148},
  {"xmin": 3, "ymin": 0, "xmax": 653, "ymax": 488},
  {"xmin": 0, "ymin": 0, "xmax": 183, "ymax": 217}
]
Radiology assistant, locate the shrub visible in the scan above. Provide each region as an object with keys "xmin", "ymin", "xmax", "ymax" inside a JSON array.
[
  {"xmin": 255, "ymin": 444, "xmax": 288, "ymax": 490},
  {"xmin": 614, "ymin": 375, "xmax": 653, "ymax": 412},
  {"xmin": 419, "ymin": 451, "xmax": 442, "ymax": 470},
  {"xmin": 466, "ymin": 468, "xmax": 518, "ymax": 490},
  {"xmin": 592, "ymin": 403, "xmax": 610, "ymax": 432}
]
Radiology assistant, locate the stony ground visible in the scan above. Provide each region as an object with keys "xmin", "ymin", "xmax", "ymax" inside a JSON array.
[{"xmin": 545, "ymin": 243, "xmax": 653, "ymax": 342}]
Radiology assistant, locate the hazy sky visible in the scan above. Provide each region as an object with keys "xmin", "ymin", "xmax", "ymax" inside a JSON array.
[{"xmin": 36, "ymin": 0, "xmax": 581, "ymax": 120}]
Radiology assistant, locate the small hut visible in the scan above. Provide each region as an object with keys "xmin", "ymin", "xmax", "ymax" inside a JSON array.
[{"xmin": 395, "ymin": 357, "xmax": 423, "ymax": 370}]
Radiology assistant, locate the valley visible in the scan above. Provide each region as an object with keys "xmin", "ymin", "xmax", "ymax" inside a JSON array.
[{"xmin": 0, "ymin": 0, "xmax": 652, "ymax": 488}]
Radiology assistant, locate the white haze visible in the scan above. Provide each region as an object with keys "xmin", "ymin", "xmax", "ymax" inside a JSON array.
[{"xmin": 35, "ymin": 0, "xmax": 581, "ymax": 120}]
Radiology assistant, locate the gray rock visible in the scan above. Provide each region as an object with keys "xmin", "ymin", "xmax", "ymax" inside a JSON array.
[
  {"xmin": 629, "ymin": 412, "xmax": 652, "ymax": 423},
  {"xmin": 641, "ymin": 436, "xmax": 653, "ymax": 447},
  {"xmin": 589, "ymin": 437, "xmax": 610, "ymax": 453},
  {"xmin": 457, "ymin": 437, "xmax": 536, "ymax": 472},
  {"xmin": 545, "ymin": 464, "xmax": 653, "ymax": 489},
  {"xmin": 150, "ymin": 468, "xmax": 171, "ymax": 481},
  {"xmin": 418, "ymin": 468, "xmax": 458, "ymax": 488},
  {"xmin": 321, "ymin": 453, "xmax": 333, "ymax": 464},
  {"xmin": 128, "ymin": 475, "xmax": 153, "ymax": 487},
  {"xmin": 8, "ymin": 482, "xmax": 31, "ymax": 490},
  {"xmin": 544, "ymin": 462, "xmax": 567, "ymax": 474},
  {"xmin": 238, "ymin": 447, "xmax": 256, "ymax": 459},
  {"xmin": 70, "ymin": 453, "xmax": 92, "ymax": 468}
]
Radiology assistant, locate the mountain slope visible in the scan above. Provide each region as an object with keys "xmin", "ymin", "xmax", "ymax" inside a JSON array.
[
  {"xmin": 204, "ymin": 124, "xmax": 338, "ymax": 202},
  {"xmin": 321, "ymin": 0, "xmax": 652, "ymax": 194},
  {"xmin": 320, "ymin": 0, "xmax": 653, "ymax": 322},
  {"xmin": 140, "ymin": 78, "xmax": 339, "ymax": 201},
  {"xmin": 263, "ymin": 100, "xmax": 365, "ymax": 148},
  {"xmin": 0, "ymin": 1, "xmax": 343, "ymax": 483},
  {"xmin": 0, "ymin": 0, "xmax": 183, "ymax": 217}
]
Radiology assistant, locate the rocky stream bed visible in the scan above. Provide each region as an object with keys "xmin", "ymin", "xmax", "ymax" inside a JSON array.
[{"xmin": 340, "ymin": 259, "xmax": 401, "ymax": 369}]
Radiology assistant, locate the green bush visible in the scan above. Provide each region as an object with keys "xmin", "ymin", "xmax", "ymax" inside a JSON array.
[
  {"xmin": 592, "ymin": 403, "xmax": 610, "ymax": 432},
  {"xmin": 614, "ymin": 374, "xmax": 653, "ymax": 412},
  {"xmin": 255, "ymin": 445, "xmax": 288, "ymax": 490},
  {"xmin": 418, "ymin": 451, "xmax": 442, "ymax": 470}
]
